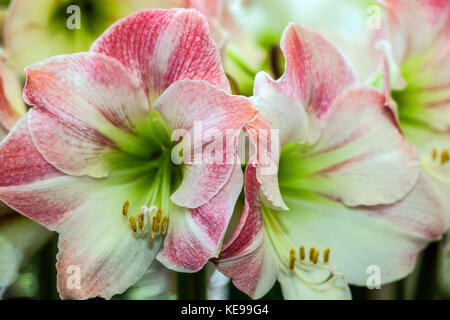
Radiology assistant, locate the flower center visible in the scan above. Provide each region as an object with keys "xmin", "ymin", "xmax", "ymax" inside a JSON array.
[
  {"xmin": 112, "ymin": 112, "xmax": 182, "ymax": 239},
  {"xmin": 261, "ymin": 204, "xmax": 343, "ymax": 286}
]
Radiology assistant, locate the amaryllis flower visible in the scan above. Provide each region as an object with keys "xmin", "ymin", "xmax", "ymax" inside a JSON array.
[
  {"xmin": 0, "ymin": 58, "xmax": 53, "ymax": 297},
  {"xmin": 0, "ymin": 9, "xmax": 257, "ymax": 299},
  {"xmin": 378, "ymin": 0, "xmax": 450, "ymax": 215},
  {"xmin": 214, "ymin": 24, "xmax": 448, "ymax": 299},
  {"xmin": 3, "ymin": 0, "xmax": 154, "ymax": 75}
]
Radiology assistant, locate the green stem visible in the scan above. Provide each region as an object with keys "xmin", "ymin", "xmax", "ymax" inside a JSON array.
[
  {"xmin": 415, "ymin": 242, "xmax": 439, "ymax": 299},
  {"xmin": 177, "ymin": 267, "xmax": 207, "ymax": 300},
  {"xmin": 38, "ymin": 235, "xmax": 58, "ymax": 300}
]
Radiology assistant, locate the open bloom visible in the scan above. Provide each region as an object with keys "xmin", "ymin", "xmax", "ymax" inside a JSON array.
[
  {"xmin": 0, "ymin": 58, "xmax": 53, "ymax": 297},
  {"xmin": 0, "ymin": 9, "xmax": 257, "ymax": 299},
  {"xmin": 378, "ymin": 0, "xmax": 450, "ymax": 215},
  {"xmin": 3, "ymin": 0, "xmax": 155, "ymax": 75},
  {"xmin": 215, "ymin": 24, "xmax": 448, "ymax": 299}
]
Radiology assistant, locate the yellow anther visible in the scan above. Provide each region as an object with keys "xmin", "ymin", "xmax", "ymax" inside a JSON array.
[
  {"xmin": 313, "ymin": 249, "xmax": 319, "ymax": 264},
  {"xmin": 156, "ymin": 208, "xmax": 163, "ymax": 223},
  {"xmin": 152, "ymin": 216, "xmax": 159, "ymax": 233},
  {"xmin": 323, "ymin": 248, "xmax": 330, "ymax": 263},
  {"xmin": 441, "ymin": 149, "xmax": 449, "ymax": 165},
  {"xmin": 138, "ymin": 212, "xmax": 144, "ymax": 230},
  {"xmin": 289, "ymin": 249, "xmax": 296, "ymax": 270},
  {"xmin": 309, "ymin": 247, "xmax": 316, "ymax": 261},
  {"xmin": 161, "ymin": 216, "xmax": 169, "ymax": 233},
  {"xmin": 432, "ymin": 148, "xmax": 437, "ymax": 160},
  {"xmin": 299, "ymin": 246, "xmax": 305, "ymax": 260},
  {"xmin": 129, "ymin": 216, "xmax": 137, "ymax": 232},
  {"xmin": 122, "ymin": 200, "xmax": 130, "ymax": 216}
]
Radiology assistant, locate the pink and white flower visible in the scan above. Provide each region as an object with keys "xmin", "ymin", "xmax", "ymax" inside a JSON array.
[
  {"xmin": 0, "ymin": 9, "xmax": 257, "ymax": 299},
  {"xmin": 215, "ymin": 23, "xmax": 448, "ymax": 299},
  {"xmin": 377, "ymin": 0, "xmax": 450, "ymax": 215}
]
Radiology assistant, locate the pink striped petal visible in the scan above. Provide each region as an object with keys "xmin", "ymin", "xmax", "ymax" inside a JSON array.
[
  {"xmin": 282, "ymin": 88, "xmax": 420, "ymax": 207},
  {"xmin": 24, "ymin": 52, "xmax": 150, "ymax": 178},
  {"xmin": 271, "ymin": 23, "xmax": 358, "ymax": 120},
  {"xmin": 91, "ymin": 9, "xmax": 230, "ymax": 104},
  {"xmin": 0, "ymin": 60, "xmax": 26, "ymax": 134},
  {"xmin": 382, "ymin": 0, "xmax": 450, "ymax": 64},
  {"xmin": 215, "ymin": 165, "xmax": 277, "ymax": 299},
  {"xmin": 157, "ymin": 159, "xmax": 243, "ymax": 272},
  {"xmin": 154, "ymin": 80, "xmax": 257, "ymax": 208},
  {"xmin": 0, "ymin": 116, "xmax": 95, "ymax": 230}
]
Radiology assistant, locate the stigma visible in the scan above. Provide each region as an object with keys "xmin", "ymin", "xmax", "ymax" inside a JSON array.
[{"xmin": 122, "ymin": 201, "xmax": 169, "ymax": 240}]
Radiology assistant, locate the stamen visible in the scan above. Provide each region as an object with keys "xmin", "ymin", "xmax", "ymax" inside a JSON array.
[
  {"xmin": 129, "ymin": 216, "xmax": 137, "ymax": 232},
  {"xmin": 161, "ymin": 216, "xmax": 169, "ymax": 234},
  {"xmin": 313, "ymin": 249, "xmax": 319, "ymax": 264},
  {"xmin": 156, "ymin": 208, "xmax": 163, "ymax": 223},
  {"xmin": 152, "ymin": 216, "xmax": 159, "ymax": 233},
  {"xmin": 309, "ymin": 247, "xmax": 316, "ymax": 262},
  {"xmin": 441, "ymin": 149, "xmax": 449, "ymax": 165},
  {"xmin": 323, "ymin": 248, "xmax": 330, "ymax": 263},
  {"xmin": 122, "ymin": 200, "xmax": 130, "ymax": 216},
  {"xmin": 289, "ymin": 248, "xmax": 296, "ymax": 270},
  {"xmin": 299, "ymin": 246, "xmax": 305, "ymax": 260},
  {"xmin": 432, "ymin": 148, "xmax": 437, "ymax": 160},
  {"xmin": 138, "ymin": 212, "xmax": 145, "ymax": 230}
]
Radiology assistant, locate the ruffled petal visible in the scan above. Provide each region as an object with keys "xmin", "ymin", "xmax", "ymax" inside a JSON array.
[
  {"xmin": 91, "ymin": 9, "xmax": 230, "ymax": 103},
  {"xmin": 153, "ymin": 79, "xmax": 256, "ymax": 208},
  {"xmin": 270, "ymin": 23, "xmax": 358, "ymax": 120}
]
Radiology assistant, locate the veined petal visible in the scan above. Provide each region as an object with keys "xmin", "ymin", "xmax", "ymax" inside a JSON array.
[
  {"xmin": 0, "ymin": 116, "xmax": 97, "ymax": 230},
  {"xmin": 56, "ymin": 176, "xmax": 164, "ymax": 300},
  {"xmin": 91, "ymin": 9, "xmax": 230, "ymax": 103},
  {"xmin": 154, "ymin": 80, "xmax": 257, "ymax": 208},
  {"xmin": 0, "ymin": 214, "xmax": 52, "ymax": 297},
  {"xmin": 215, "ymin": 165, "xmax": 278, "ymax": 299},
  {"xmin": 278, "ymin": 172, "xmax": 447, "ymax": 286},
  {"xmin": 24, "ymin": 52, "xmax": 151, "ymax": 178},
  {"xmin": 271, "ymin": 23, "xmax": 358, "ymax": 120},
  {"xmin": 0, "ymin": 117, "xmax": 165, "ymax": 299},
  {"xmin": 280, "ymin": 88, "xmax": 420, "ymax": 206},
  {"xmin": 0, "ymin": 59, "xmax": 26, "ymax": 134},
  {"xmin": 157, "ymin": 159, "xmax": 243, "ymax": 272}
]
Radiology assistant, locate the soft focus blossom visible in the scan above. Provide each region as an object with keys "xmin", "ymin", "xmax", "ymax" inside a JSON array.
[
  {"xmin": 225, "ymin": 0, "xmax": 383, "ymax": 85},
  {"xmin": 0, "ymin": 9, "xmax": 257, "ymax": 299},
  {"xmin": 215, "ymin": 23, "xmax": 447, "ymax": 299},
  {"xmin": 3, "ymin": 0, "xmax": 154, "ymax": 75},
  {"xmin": 378, "ymin": 0, "xmax": 450, "ymax": 217}
]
